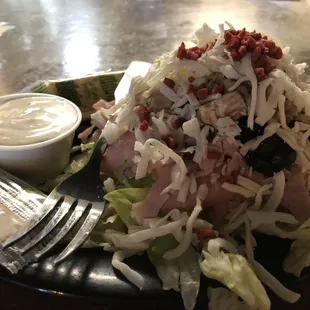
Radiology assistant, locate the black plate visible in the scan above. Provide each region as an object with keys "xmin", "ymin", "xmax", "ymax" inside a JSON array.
[{"xmin": 0, "ymin": 235, "xmax": 310, "ymax": 309}]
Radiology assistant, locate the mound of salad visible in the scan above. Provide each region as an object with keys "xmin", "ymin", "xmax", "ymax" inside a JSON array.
[{"xmin": 60, "ymin": 22, "xmax": 310, "ymax": 309}]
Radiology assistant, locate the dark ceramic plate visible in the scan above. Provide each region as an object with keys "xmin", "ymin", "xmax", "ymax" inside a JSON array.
[
  {"xmin": 0, "ymin": 124, "xmax": 309, "ymax": 309},
  {"xmin": 0, "ymin": 235, "xmax": 309, "ymax": 309}
]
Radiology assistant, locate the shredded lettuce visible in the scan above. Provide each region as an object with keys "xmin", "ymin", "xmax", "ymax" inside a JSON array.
[
  {"xmin": 148, "ymin": 246, "xmax": 201, "ymax": 310},
  {"xmin": 283, "ymin": 240, "xmax": 310, "ymax": 277},
  {"xmin": 104, "ymin": 188, "xmax": 150, "ymax": 226},
  {"xmin": 200, "ymin": 251, "xmax": 270, "ymax": 310},
  {"xmin": 148, "ymin": 252, "xmax": 180, "ymax": 292},
  {"xmin": 179, "ymin": 247, "xmax": 201, "ymax": 310},
  {"xmin": 38, "ymin": 142, "xmax": 95, "ymax": 193},
  {"xmin": 123, "ymin": 174, "xmax": 153, "ymax": 188},
  {"xmin": 149, "ymin": 234, "xmax": 179, "ymax": 257}
]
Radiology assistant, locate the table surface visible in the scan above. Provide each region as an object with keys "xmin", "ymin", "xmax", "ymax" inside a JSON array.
[{"xmin": 0, "ymin": 0, "xmax": 310, "ymax": 309}]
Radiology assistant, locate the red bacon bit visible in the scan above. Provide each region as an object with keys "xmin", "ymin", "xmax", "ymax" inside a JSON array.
[
  {"xmin": 196, "ymin": 88, "xmax": 209, "ymax": 99},
  {"xmin": 163, "ymin": 77, "xmax": 175, "ymax": 89},
  {"xmin": 188, "ymin": 76, "xmax": 195, "ymax": 83},
  {"xmin": 211, "ymin": 84, "xmax": 224, "ymax": 95},
  {"xmin": 139, "ymin": 120, "xmax": 149, "ymax": 131},
  {"xmin": 196, "ymin": 228, "xmax": 215, "ymax": 240},
  {"xmin": 187, "ymin": 84, "xmax": 196, "ymax": 94},
  {"xmin": 177, "ymin": 42, "xmax": 210, "ymax": 61},
  {"xmin": 255, "ymin": 67, "xmax": 265, "ymax": 82},
  {"xmin": 224, "ymin": 28, "xmax": 283, "ymax": 81},
  {"xmin": 172, "ymin": 117, "xmax": 187, "ymax": 129},
  {"xmin": 134, "ymin": 105, "xmax": 150, "ymax": 122},
  {"xmin": 161, "ymin": 134, "xmax": 178, "ymax": 149}
]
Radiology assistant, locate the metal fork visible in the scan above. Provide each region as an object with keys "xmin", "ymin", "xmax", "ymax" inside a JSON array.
[{"xmin": 1, "ymin": 134, "xmax": 108, "ymax": 265}]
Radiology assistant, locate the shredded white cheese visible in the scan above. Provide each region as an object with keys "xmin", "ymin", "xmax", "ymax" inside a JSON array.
[
  {"xmin": 276, "ymin": 128, "xmax": 304, "ymax": 152},
  {"xmin": 251, "ymin": 184, "xmax": 273, "ymax": 210},
  {"xmin": 163, "ymin": 199, "xmax": 202, "ymax": 260},
  {"xmin": 221, "ymin": 182, "xmax": 255, "ymax": 198},
  {"xmin": 103, "ymin": 177, "xmax": 116, "ymax": 193},
  {"xmin": 301, "ymin": 129, "xmax": 310, "ymax": 147},
  {"xmin": 177, "ymin": 177, "xmax": 190, "ymax": 203},
  {"xmin": 159, "ymin": 82, "xmax": 181, "ymax": 102},
  {"xmin": 263, "ymin": 171, "xmax": 285, "ymax": 212},
  {"xmin": 189, "ymin": 173, "xmax": 197, "ymax": 194},
  {"xmin": 239, "ymin": 53, "xmax": 258, "ymax": 129},
  {"xmin": 237, "ymin": 175, "xmax": 261, "ymax": 193},
  {"xmin": 240, "ymin": 122, "xmax": 280, "ymax": 156},
  {"xmin": 278, "ymin": 94, "xmax": 288, "ymax": 129}
]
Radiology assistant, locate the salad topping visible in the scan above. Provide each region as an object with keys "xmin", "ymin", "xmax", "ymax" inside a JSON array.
[{"xmin": 74, "ymin": 22, "xmax": 310, "ymax": 310}]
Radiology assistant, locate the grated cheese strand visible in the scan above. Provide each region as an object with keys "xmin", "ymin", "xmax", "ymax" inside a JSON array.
[
  {"xmin": 278, "ymin": 94, "xmax": 288, "ymax": 129},
  {"xmin": 237, "ymin": 175, "xmax": 261, "ymax": 193},
  {"xmin": 221, "ymin": 182, "xmax": 255, "ymax": 198},
  {"xmin": 263, "ymin": 171, "xmax": 285, "ymax": 212}
]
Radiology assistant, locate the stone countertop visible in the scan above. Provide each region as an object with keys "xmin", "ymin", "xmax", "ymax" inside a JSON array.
[{"xmin": 0, "ymin": 0, "xmax": 310, "ymax": 96}]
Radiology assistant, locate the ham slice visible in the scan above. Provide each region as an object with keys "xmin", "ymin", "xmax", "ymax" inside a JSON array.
[
  {"xmin": 132, "ymin": 164, "xmax": 172, "ymax": 221},
  {"xmin": 282, "ymin": 169, "xmax": 310, "ymax": 221},
  {"xmin": 101, "ymin": 132, "xmax": 136, "ymax": 173}
]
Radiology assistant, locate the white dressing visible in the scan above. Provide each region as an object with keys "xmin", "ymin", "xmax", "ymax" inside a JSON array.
[{"xmin": 0, "ymin": 96, "xmax": 78, "ymax": 146}]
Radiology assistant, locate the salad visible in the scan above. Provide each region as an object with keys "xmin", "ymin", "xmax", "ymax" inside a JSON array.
[{"xmin": 73, "ymin": 22, "xmax": 310, "ymax": 309}]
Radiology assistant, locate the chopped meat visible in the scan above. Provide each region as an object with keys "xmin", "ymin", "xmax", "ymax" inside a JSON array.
[
  {"xmin": 101, "ymin": 132, "xmax": 136, "ymax": 173},
  {"xmin": 199, "ymin": 91, "xmax": 246, "ymax": 125},
  {"xmin": 281, "ymin": 169, "xmax": 310, "ymax": 222}
]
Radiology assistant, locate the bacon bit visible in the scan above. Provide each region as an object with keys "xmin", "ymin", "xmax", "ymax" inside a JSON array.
[
  {"xmin": 241, "ymin": 36, "xmax": 256, "ymax": 50},
  {"xmin": 161, "ymin": 134, "xmax": 178, "ymax": 149},
  {"xmin": 228, "ymin": 36, "xmax": 241, "ymax": 49},
  {"xmin": 196, "ymin": 228, "xmax": 215, "ymax": 240},
  {"xmin": 254, "ymin": 55, "xmax": 267, "ymax": 68},
  {"xmin": 251, "ymin": 46, "xmax": 262, "ymax": 63},
  {"xmin": 250, "ymin": 31, "xmax": 262, "ymax": 40},
  {"xmin": 187, "ymin": 84, "xmax": 196, "ymax": 94},
  {"xmin": 255, "ymin": 67, "xmax": 265, "ymax": 82},
  {"xmin": 211, "ymin": 84, "xmax": 224, "ymax": 95},
  {"xmin": 139, "ymin": 120, "xmax": 149, "ymax": 131},
  {"xmin": 163, "ymin": 77, "xmax": 175, "ymax": 89},
  {"xmin": 188, "ymin": 76, "xmax": 195, "ymax": 83},
  {"xmin": 238, "ymin": 45, "xmax": 247, "ymax": 58},
  {"xmin": 264, "ymin": 40, "xmax": 277, "ymax": 56},
  {"xmin": 196, "ymin": 88, "xmax": 209, "ymax": 99},
  {"xmin": 177, "ymin": 42, "xmax": 210, "ymax": 61},
  {"xmin": 273, "ymin": 46, "xmax": 283, "ymax": 60},
  {"xmin": 177, "ymin": 42, "xmax": 187, "ymax": 59},
  {"xmin": 224, "ymin": 28, "xmax": 283, "ymax": 81},
  {"xmin": 230, "ymin": 50, "xmax": 241, "ymax": 61},
  {"xmin": 134, "ymin": 105, "xmax": 150, "ymax": 122},
  {"xmin": 172, "ymin": 117, "xmax": 187, "ymax": 129},
  {"xmin": 223, "ymin": 54, "xmax": 229, "ymax": 60}
]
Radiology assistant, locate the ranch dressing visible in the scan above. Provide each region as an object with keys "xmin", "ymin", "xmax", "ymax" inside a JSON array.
[{"xmin": 0, "ymin": 96, "xmax": 78, "ymax": 146}]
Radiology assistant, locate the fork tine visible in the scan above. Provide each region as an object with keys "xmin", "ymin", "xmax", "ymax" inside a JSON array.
[
  {"xmin": 34, "ymin": 200, "xmax": 90, "ymax": 259},
  {"xmin": 19, "ymin": 196, "xmax": 76, "ymax": 254},
  {"xmin": 1, "ymin": 193, "xmax": 62, "ymax": 249},
  {"xmin": 53, "ymin": 202, "xmax": 106, "ymax": 265}
]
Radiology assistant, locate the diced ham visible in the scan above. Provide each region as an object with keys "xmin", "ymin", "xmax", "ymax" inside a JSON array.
[
  {"xmin": 101, "ymin": 132, "xmax": 136, "ymax": 173},
  {"xmin": 93, "ymin": 99, "xmax": 115, "ymax": 111},
  {"xmin": 281, "ymin": 169, "xmax": 310, "ymax": 221},
  {"xmin": 226, "ymin": 152, "xmax": 244, "ymax": 175},
  {"xmin": 132, "ymin": 164, "xmax": 172, "ymax": 221}
]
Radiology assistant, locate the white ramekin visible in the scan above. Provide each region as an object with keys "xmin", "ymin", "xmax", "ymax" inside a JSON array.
[{"xmin": 0, "ymin": 93, "xmax": 82, "ymax": 184}]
